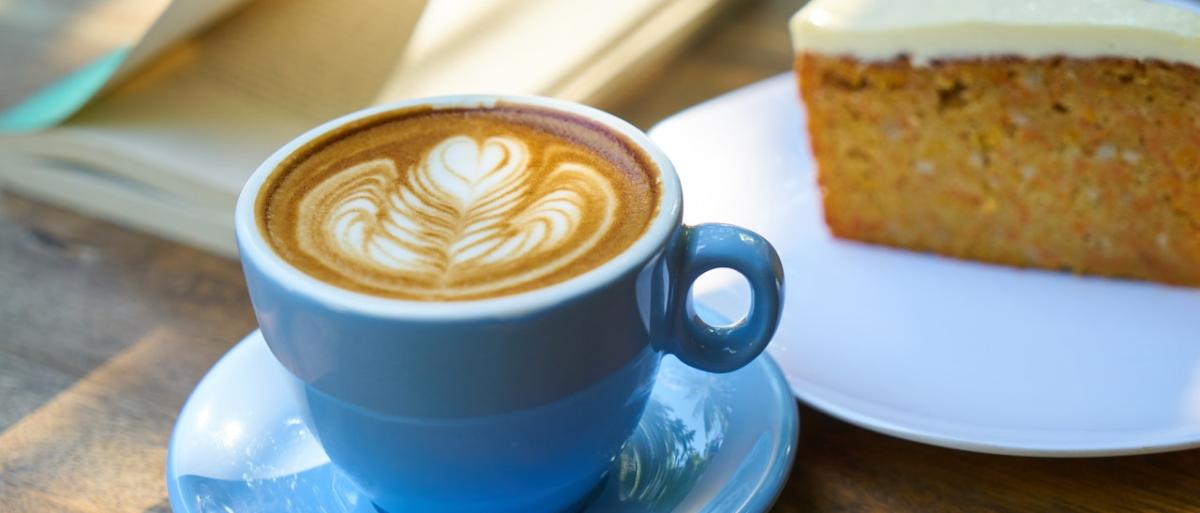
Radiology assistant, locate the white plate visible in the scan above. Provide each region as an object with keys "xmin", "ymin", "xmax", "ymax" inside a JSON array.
[{"xmin": 650, "ymin": 73, "xmax": 1200, "ymax": 456}]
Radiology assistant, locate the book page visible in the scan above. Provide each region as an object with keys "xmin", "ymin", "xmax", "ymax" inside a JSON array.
[
  {"xmin": 548, "ymin": 0, "xmax": 731, "ymax": 104},
  {"xmin": 2, "ymin": 0, "xmax": 428, "ymax": 206},
  {"xmin": 0, "ymin": 0, "xmax": 250, "ymax": 132},
  {"xmin": 0, "ymin": 153, "xmax": 237, "ymax": 256},
  {"xmin": 169, "ymin": 0, "xmax": 426, "ymax": 122},
  {"xmin": 0, "ymin": 0, "xmax": 169, "ymax": 111},
  {"xmin": 379, "ymin": 0, "xmax": 668, "ymax": 102},
  {"xmin": 108, "ymin": 0, "xmax": 251, "ymax": 85}
]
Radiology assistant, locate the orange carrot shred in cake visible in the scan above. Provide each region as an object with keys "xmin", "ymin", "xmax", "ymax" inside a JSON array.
[{"xmin": 791, "ymin": 0, "xmax": 1200, "ymax": 286}]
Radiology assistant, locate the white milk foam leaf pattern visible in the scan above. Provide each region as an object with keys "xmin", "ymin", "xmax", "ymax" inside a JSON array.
[{"xmin": 297, "ymin": 135, "xmax": 617, "ymax": 297}]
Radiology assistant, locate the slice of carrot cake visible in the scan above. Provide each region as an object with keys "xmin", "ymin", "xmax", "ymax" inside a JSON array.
[{"xmin": 791, "ymin": 0, "xmax": 1200, "ymax": 286}]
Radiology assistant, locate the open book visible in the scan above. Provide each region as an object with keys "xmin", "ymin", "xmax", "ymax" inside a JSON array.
[{"xmin": 0, "ymin": 0, "xmax": 732, "ymax": 256}]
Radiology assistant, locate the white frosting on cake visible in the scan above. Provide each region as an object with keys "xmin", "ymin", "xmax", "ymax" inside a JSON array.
[{"xmin": 790, "ymin": 0, "xmax": 1200, "ymax": 67}]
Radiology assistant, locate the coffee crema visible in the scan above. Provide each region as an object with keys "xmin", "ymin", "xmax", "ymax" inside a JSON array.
[{"xmin": 257, "ymin": 104, "xmax": 661, "ymax": 301}]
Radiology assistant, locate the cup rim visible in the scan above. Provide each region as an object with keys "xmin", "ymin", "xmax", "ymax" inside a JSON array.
[{"xmin": 235, "ymin": 94, "xmax": 683, "ymax": 320}]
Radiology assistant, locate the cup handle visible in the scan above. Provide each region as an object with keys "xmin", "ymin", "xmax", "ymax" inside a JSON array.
[{"xmin": 667, "ymin": 223, "xmax": 784, "ymax": 373}]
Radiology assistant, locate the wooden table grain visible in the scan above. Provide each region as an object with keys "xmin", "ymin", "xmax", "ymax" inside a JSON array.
[{"xmin": 2, "ymin": 1, "xmax": 1199, "ymax": 512}]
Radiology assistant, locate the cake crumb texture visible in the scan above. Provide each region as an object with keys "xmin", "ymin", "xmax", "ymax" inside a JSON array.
[{"xmin": 798, "ymin": 54, "xmax": 1200, "ymax": 286}]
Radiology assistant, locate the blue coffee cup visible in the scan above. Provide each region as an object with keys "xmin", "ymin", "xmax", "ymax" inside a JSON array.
[{"xmin": 235, "ymin": 95, "xmax": 784, "ymax": 513}]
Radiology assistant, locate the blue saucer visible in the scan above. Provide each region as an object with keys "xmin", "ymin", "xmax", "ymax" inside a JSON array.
[{"xmin": 167, "ymin": 330, "xmax": 797, "ymax": 513}]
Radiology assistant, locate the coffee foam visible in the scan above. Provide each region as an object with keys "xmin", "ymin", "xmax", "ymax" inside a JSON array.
[{"xmin": 257, "ymin": 104, "xmax": 659, "ymax": 301}]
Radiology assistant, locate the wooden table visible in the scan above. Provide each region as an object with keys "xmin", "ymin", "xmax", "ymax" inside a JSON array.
[{"xmin": 2, "ymin": 1, "xmax": 1199, "ymax": 511}]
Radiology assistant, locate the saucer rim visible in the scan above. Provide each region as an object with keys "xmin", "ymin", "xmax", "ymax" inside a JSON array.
[{"xmin": 165, "ymin": 329, "xmax": 799, "ymax": 513}]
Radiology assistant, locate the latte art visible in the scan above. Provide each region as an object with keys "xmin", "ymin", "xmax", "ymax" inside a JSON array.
[
  {"xmin": 258, "ymin": 105, "xmax": 659, "ymax": 300},
  {"xmin": 298, "ymin": 136, "xmax": 618, "ymax": 297}
]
